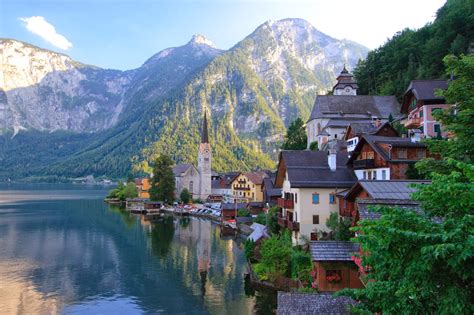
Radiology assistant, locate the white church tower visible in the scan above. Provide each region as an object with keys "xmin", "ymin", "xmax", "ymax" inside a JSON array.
[
  {"xmin": 332, "ymin": 65, "xmax": 358, "ymax": 95},
  {"xmin": 198, "ymin": 111, "xmax": 212, "ymax": 200}
]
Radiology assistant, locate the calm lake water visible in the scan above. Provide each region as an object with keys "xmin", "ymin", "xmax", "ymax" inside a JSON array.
[{"xmin": 0, "ymin": 184, "xmax": 275, "ymax": 314}]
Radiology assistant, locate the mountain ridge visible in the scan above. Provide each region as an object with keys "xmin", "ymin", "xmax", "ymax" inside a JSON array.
[{"xmin": 0, "ymin": 18, "xmax": 369, "ymax": 179}]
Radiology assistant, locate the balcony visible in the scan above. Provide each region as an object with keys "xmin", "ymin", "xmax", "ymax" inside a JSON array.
[
  {"xmin": 278, "ymin": 215, "xmax": 287, "ymax": 228},
  {"xmin": 234, "ymin": 186, "xmax": 250, "ymax": 191},
  {"xmin": 353, "ymin": 158, "xmax": 375, "ymax": 169},
  {"xmin": 287, "ymin": 220, "xmax": 300, "ymax": 232},
  {"xmin": 404, "ymin": 117, "xmax": 422, "ymax": 128},
  {"xmin": 277, "ymin": 198, "xmax": 294, "ymax": 209}
]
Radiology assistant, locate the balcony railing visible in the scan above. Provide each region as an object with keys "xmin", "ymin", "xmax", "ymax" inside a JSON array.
[
  {"xmin": 404, "ymin": 117, "xmax": 422, "ymax": 128},
  {"xmin": 353, "ymin": 158, "xmax": 375, "ymax": 169},
  {"xmin": 287, "ymin": 220, "xmax": 300, "ymax": 231},
  {"xmin": 234, "ymin": 186, "xmax": 250, "ymax": 191},
  {"xmin": 277, "ymin": 198, "xmax": 294, "ymax": 209},
  {"xmin": 278, "ymin": 215, "xmax": 287, "ymax": 228}
]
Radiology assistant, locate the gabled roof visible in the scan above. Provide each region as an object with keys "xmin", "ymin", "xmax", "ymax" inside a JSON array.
[
  {"xmin": 262, "ymin": 176, "xmax": 282, "ymax": 197},
  {"xmin": 345, "ymin": 180, "xmax": 431, "ymax": 201},
  {"xmin": 310, "ymin": 241, "xmax": 359, "ymax": 261},
  {"xmin": 277, "ymin": 292, "xmax": 356, "ymax": 315},
  {"xmin": 404, "ymin": 79, "xmax": 448, "ymax": 101},
  {"xmin": 308, "ymin": 95, "xmax": 401, "ymax": 122},
  {"xmin": 248, "ymin": 223, "xmax": 269, "ymax": 242},
  {"xmin": 275, "ymin": 151, "xmax": 357, "ymax": 188},
  {"xmin": 172, "ymin": 164, "xmax": 194, "ymax": 176},
  {"xmin": 239, "ymin": 171, "xmax": 268, "ymax": 185},
  {"xmin": 347, "ymin": 135, "xmax": 427, "ymax": 164},
  {"xmin": 357, "ymin": 198, "xmax": 422, "ymax": 221},
  {"xmin": 345, "ymin": 121, "xmax": 399, "ymax": 140}
]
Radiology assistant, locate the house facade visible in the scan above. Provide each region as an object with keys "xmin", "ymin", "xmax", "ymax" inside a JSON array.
[
  {"xmin": 344, "ymin": 121, "xmax": 399, "ymax": 154},
  {"xmin": 134, "ymin": 178, "xmax": 151, "ymax": 199},
  {"xmin": 401, "ymin": 80, "xmax": 450, "ymax": 139},
  {"xmin": 306, "ymin": 67, "xmax": 402, "ymax": 150},
  {"xmin": 310, "ymin": 241, "xmax": 364, "ymax": 292},
  {"xmin": 173, "ymin": 164, "xmax": 201, "ymax": 198},
  {"xmin": 275, "ymin": 150, "xmax": 357, "ymax": 244},
  {"xmin": 347, "ymin": 135, "xmax": 428, "ymax": 180},
  {"xmin": 231, "ymin": 171, "xmax": 267, "ymax": 203}
]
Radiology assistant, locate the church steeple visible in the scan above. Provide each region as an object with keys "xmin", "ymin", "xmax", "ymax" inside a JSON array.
[
  {"xmin": 332, "ymin": 65, "xmax": 358, "ymax": 95},
  {"xmin": 201, "ymin": 111, "xmax": 209, "ymax": 144}
]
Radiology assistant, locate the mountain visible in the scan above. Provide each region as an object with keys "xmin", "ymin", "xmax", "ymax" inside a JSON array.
[{"xmin": 0, "ymin": 19, "xmax": 368, "ymax": 180}]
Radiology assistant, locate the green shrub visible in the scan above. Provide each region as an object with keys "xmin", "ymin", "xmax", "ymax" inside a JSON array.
[
  {"xmin": 244, "ymin": 239, "xmax": 256, "ymax": 261},
  {"xmin": 254, "ymin": 212, "xmax": 267, "ymax": 224},
  {"xmin": 238, "ymin": 208, "xmax": 251, "ymax": 217},
  {"xmin": 291, "ymin": 249, "xmax": 313, "ymax": 280}
]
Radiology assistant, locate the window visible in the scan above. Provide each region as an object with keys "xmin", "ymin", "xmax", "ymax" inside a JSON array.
[
  {"xmin": 334, "ymin": 134, "xmax": 338, "ymax": 139},
  {"xmin": 313, "ymin": 215, "xmax": 320, "ymax": 224},
  {"xmin": 310, "ymin": 233, "xmax": 318, "ymax": 241},
  {"xmin": 329, "ymin": 194, "xmax": 336, "ymax": 204},
  {"xmin": 367, "ymin": 171, "xmax": 372, "ymax": 180},
  {"xmin": 325, "ymin": 270, "xmax": 342, "ymax": 283},
  {"xmin": 312, "ymin": 193, "xmax": 320, "ymax": 204},
  {"xmin": 189, "ymin": 181, "xmax": 194, "ymax": 192},
  {"xmin": 372, "ymin": 171, "xmax": 377, "ymax": 180},
  {"xmin": 295, "ymin": 193, "xmax": 298, "ymax": 204},
  {"xmin": 363, "ymin": 171, "xmax": 367, "ymax": 180},
  {"xmin": 397, "ymin": 149, "xmax": 407, "ymax": 159},
  {"xmin": 434, "ymin": 124, "xmax": 441, "ymax": 134},
  {"xmin": 252, "ymin": 192, "xmax": 254, "ymax": 199},
  {"xmin": 419, "ymin": 110, "xmax": 423, "ymax": 118},
  {"xmin": 366, "ymin": 151, "xmax": 374, "ymax": 159},
  {"xmin": 382, "ymin": 170, "xmax": 387, "ymax": 180},
  {"xmin": 416, "ymin": 149, "xmax": 426, "ymax": 159}
]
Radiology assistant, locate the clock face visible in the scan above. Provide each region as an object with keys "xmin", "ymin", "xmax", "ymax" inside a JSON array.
[{"xmin": 345, "ymin": 87, "xmax": 351, "ymax": 93}]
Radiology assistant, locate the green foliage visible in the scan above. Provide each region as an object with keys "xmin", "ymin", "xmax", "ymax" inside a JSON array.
[
  {"xmin": 290, "ymin": 249, "xmax": 313, "ymax": 280},
  {"xmin": 192, "ymin": 198, "xmax": 203, "ymax": 204},
  {"xmin": 298, "ymin": 287, "xmax": 318, "ymax": 293},
  {"xmin": 179, "ymin": 188, "xmax": 191, "ymax": 204},
  {"xmin": 107, "ymin": 181, "xmax": 138, "ymax": 201},
  {"xmin": 341, "ymin": 53, "xmax": 474, "ymax": 314},
  {"xmin": 354, "ymin": 0, "xmax": 474, "ymax": 98},
  {"xmin": 281, "ymin": 118, "xmax": 307, "ymax": 150},
  {"xmin": 238, "ymin": 208, "xmax": 251, "ymax": 217},
  {"xmin": 326, "ymin": 212, "xmax": 353, "ymax": 241},
  {"xmin": 252, "ymin": 263, "xmax": 269, "ymax": 281},
  {"xmin": 260, "ymin": 230, "xmax": 293, "ymax": 277},
  {"xmin": 149, "ymin": 155, "xmax": 175, "ymax": 203},
  {"xmin": 244, "ymin": 239, "xmax": 256, "ymax": 262},
  {"xmin": 309, "ymin": 141, "xmax": 318, "ymax": 151},
  {"xmin": 266, "ymin": 206, "xmax": 281, "ymax": 235},
  {"xmin": 254, "ymin": 212, "xmax": 267, "ymax": 225}
]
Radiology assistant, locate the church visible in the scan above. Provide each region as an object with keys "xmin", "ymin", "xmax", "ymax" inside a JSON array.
[
  {"xmin": 306, "ymin": 66, "xmax": 402, "ymax": 150},
  {"xmin": 173, "ymin": 112, "xmax": 212, "ymax": 200}
]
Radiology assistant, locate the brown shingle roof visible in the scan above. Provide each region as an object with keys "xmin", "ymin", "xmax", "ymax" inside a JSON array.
[
  {"xmin": 404, "ymin": 79, "xmax": 448, "ymax": 101},
  {"xmin": 242, "ymin": 171, "xmax": 268, "ymax": 185},
  {"xmin": 310, "ymin": 241, "xmax": 359, "ymax": 261}
]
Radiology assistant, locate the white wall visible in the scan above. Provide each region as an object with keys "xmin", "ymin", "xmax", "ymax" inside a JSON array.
[{"xmin": 354, "ymin": 168, "xmax": 390, "ymax": 180}]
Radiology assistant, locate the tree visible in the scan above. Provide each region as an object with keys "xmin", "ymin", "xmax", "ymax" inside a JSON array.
[
  {"xmin": 149, "ymin": 154, "xmax": 175, "ymax": 203},
  {"xmin": 107, "ymin": 181, "xmax": 137, "ymax": 201},
  {"xmin": 180, "ymin": 188, "xmax": 191, "ymax": 204},
  {"xmin": 260, "ymin": 230, "xmax": 293, "ymax": 277},
  {"xmin": 281, "ymin": 118, "xmax": 307, "ymax": 150},
  {"xmin": 340, "ymin": 54, "xmax": 474, "ymax": 314},
  {"xmin": 326, "ymin": 212, "xmax": 352, "ymax": 241},
  {"xmin": 309, "ymin": 141, "xmax": 319, "ymax": 151},
  {"xmin": 266, "ymin": 206, "xmax": 281, "ymax": 235}
]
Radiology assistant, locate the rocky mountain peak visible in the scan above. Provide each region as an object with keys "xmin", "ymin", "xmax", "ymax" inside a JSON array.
[{"xmin": 187, "ymin": 34, "xmax": 216, "ymax": 48}]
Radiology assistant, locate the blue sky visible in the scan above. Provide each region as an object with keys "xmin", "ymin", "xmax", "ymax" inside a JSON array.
[{"xmin": 1, "ymin": 0, "xmax": 446, "ymax": 70}]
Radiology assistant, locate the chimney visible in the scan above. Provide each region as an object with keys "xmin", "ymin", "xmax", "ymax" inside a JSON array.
[
  {"xmin": 374, "ymin": 119, "xmax": 381, "ymax": 127},
  {"xmin": 328, "ymin": 149, "xmax": 337, "ymax": 171}
]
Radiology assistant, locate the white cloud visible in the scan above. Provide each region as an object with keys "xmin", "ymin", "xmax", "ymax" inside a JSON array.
[{"xmin": 19, "ymin": 16, "xmax": 72, "ymax": 50}]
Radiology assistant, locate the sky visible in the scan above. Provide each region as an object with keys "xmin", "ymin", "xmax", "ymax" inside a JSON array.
[{"xmin": 1, "ymin": 0, "xmax": 447, "ymax": 70}]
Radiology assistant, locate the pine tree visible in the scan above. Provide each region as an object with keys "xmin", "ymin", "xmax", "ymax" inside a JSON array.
[{"xmin": 281, "ymin": 118, "xmax": 307, "ymax": 150}]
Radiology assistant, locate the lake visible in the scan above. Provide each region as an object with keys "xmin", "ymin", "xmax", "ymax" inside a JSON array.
[{"xmin": 0, "ymin": 184, "xmax": 275, "ymax": 314}]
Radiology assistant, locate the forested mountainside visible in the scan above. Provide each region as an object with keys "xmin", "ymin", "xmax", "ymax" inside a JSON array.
[
  {"xmin": 353, "ymin": 0, "xmax": 473, "ymax": 98},
  {"xmin": 0, "ymin": 19, "xmax": 368, "ymax": 180}
]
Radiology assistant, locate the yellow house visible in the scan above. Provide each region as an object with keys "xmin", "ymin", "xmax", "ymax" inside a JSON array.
[
  {"xmin": 274, "ymin": 150, "xmax": 357, "ymax": 245},
  {"xmin": 231, "ymin": 171, "xmax": 267, "ymax": 203},
  {"xmin": 135, "ymin": 178, "xmax": 151, "ymax": 199}
]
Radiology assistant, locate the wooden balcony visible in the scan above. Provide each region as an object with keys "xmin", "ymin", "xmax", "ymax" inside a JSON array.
[
  {"xmin": 277, "ymin": 198, "xmax": 294, "ymax": 209},
  {"xmin": 234, "ymin": 186, "xmax": 250, "ymax": 191},
  {"xmin": 404, "ymin": 117, "xmax": 422, "ymax": 128},
  {"xmin": 353, "ymin": 158, "xmax": 375, "ymax": 169},
  {"xmin": 287, "ymin": 220, "xmax": 300, "ymax": 232},
  {"xmin": 278, "ymin": 215, "xmax": 287, "ymax": 228}
]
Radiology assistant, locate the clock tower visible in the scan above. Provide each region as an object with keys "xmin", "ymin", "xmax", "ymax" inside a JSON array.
[
  {"xmin": 198, "ymin": 111, "xmax": 212, "ymax": 200},
  {"xmin": 332, "ymin": 65, "xmax": 358, "ymax": 95}
]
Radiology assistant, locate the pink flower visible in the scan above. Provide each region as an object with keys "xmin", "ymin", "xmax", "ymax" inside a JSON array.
[
  {"xmin": 310, "ymin": 270, "xmax": 316, "ymax": 278},
  {"xmin": 311, "ymin": 281, "xmax": 317, "ymax": 289}
]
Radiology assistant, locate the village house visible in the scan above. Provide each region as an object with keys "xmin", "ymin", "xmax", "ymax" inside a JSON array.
[
  {"xmin": 261, "ymin": 173, "xmax": 281, "ymax": 208},
  {"xmin": 338, "ymin": 180, "xmax": 430, "ymax": 225},
  {"xmin": 230, "ymin": 171, "xmax": 268, "ymax": 203},
  {"xmin": 274, "ymin": 150, "xmax": 357, "ymax": 244},
  {"xmin": 211, "ymin": 172, "xmax": 239, "ymax": 203},
  {"xmin": 344, "ymin": 121, "xmax": 399, "ymax": 154},
  {"xmin": 401, "ymin": 79, "xmax": 450, "ymax": 140},
  {"xmin": 309, "ymin": 241, "xmax": 364, "ymax": 292},
  {"xmin": 173, "ymin": 164, "xmax": 200, "ymax": 198},
  {"xmin": 347, "ymin": 135, "xmax": 429, "ymax": 180},
  {"xmin": 306, "ymin": 67, "xmax": 402, "ymax": 150},
  {"xmin": 134, "ymin": 178, "xmax": 151, "ymax": 199}
]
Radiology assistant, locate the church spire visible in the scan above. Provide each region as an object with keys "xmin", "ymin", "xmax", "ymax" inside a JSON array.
[{"xmin": 201, "ymin": 111, "xmax": 209, "ymax": 144}]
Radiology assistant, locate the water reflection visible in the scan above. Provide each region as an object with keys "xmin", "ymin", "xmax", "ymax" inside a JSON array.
[{"xmin": 0, "ymin": 185, "xmax": 270, "ymax": 314}]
